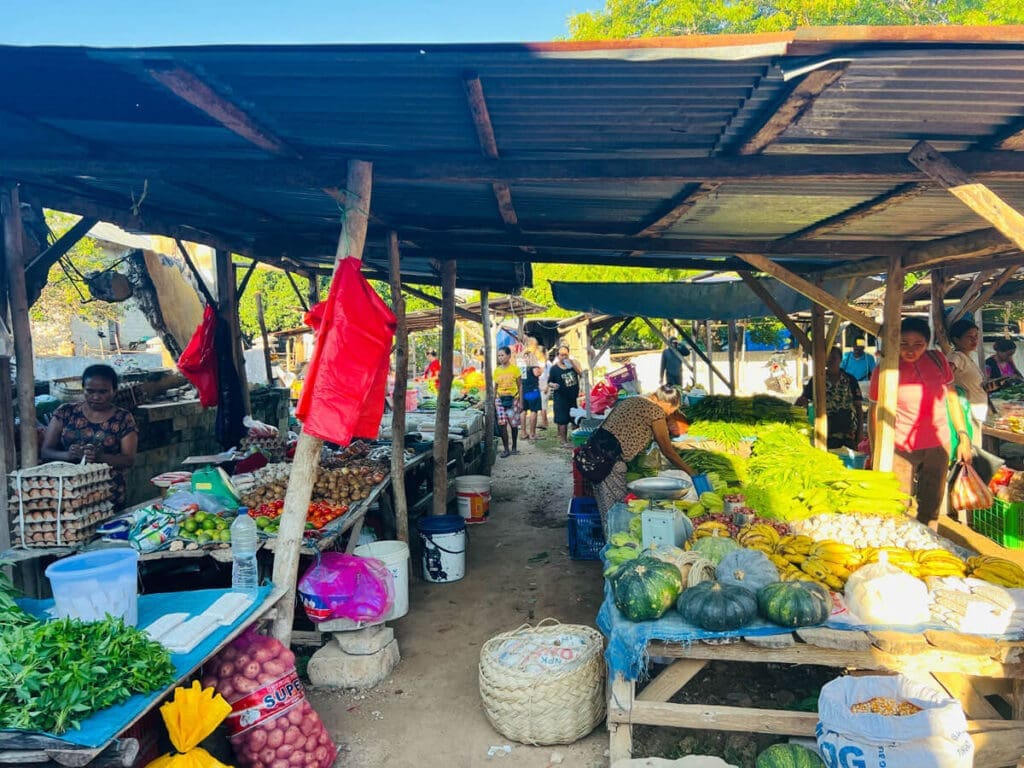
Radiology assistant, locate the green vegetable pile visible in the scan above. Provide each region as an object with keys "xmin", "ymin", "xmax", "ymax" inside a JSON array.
[
  {"xmin": 0, "ymin": 573, "xmax": 176, "ymax": 734},
  {"xmin": 686, "ymin": 394, "xmax": 805, "ymax": 425}
]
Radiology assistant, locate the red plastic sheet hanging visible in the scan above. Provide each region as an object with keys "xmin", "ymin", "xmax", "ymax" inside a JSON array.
[
  {"xmin": 296, "ymin": 257, "xmax": 397, "ymax": 445},
  {"xmin": 177, "ymin": 305, "xmax": 220, "ymax": 407}
]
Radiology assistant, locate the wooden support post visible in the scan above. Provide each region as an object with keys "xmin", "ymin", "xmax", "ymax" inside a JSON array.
[
  {"xmin": 481, "ymin": 289, "xmax": 496, "ymax": 470},
  {"xmin": 705, "ymin": 322, "xmax": 715, "ymax": 394},
  {"xmin": 931, "ymin": 269, "xmax": 950, "ymax": 353},
  {"xmin": 737, "ymin": 270, "xmax": 813, "ymax": 354},
  {"xmin": 872, "ymin": 254, "xmax": 905, "ymax": 473},
  {"xmin": 0, "ymin": 276, "xmax": 12, "ymax": 551},
  {"xmin": 175, "ymin": 239, "xmax": 217, "ymax": 307},
  {"xmin": 388, "ymin": 232, "xmax": 409, "ymax": 542},
  {"xmin": 811, "ymin": 298, "xmax": 828, "ymax": 449},
  {"xmin": 307, "ymin": 270, "xmax": 320, "ymax": 307},
  {"xmin": 735, "ymin": 254, "xmax": 882, "ymax": 336},
  {"xmin": 433, "ymin": 259, "xmax": 457, "ymax": 517},
  {"xmin": 2, "ymin": 184, "xmax": 38, "ymax": 469},
  {"xmin": 216, "ymin": 248, "xmax": 251, "ymax": 415},
  {"xmin": 727, "ymin": 319, "xmax": 737, "ymax": 396},
  {"xmin": 271, "ymin": 159, "xmax": 372, "ymax": 646},
  {"xmin": 255, "ymin": 292, "xmax": 273, "ymax": 385}
]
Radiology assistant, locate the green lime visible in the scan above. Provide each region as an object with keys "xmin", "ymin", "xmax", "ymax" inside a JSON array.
[
  {"xmin": 255, "ymin": 516, "xmax": 270, "ymax": 529},
  {"xmin": 218, "ymin": 530, "xmax": 231, "ymax": 542},
  {"xmin": 194, "ymin": 511, "xmax": 208, "ymax": 524},
  {"xmin": 214, "ymin": 519, "xmax": 228, "ymax": 531},
  {"xmin": 202, "ymin": 518, "xmax": 217, "ymax": 531},
  {"xmin": 197, "ymin": 533, "xmax": 212, "ymax": 544},
  {"xmin": 183, "ymin": 519, "xmax": 199, "ymax": 533}
]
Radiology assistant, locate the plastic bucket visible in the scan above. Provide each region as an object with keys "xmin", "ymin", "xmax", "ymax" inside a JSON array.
[
  {"xmin": 354, "ymin": 540, "xmax": 411, "ymax": 620},
  {"xmin": 45, "ymin": 548, "xmax": 140, "ymax": 626},
  {"xmin": 418, "ymin": 515, "xmax": 466, "ymax": 583},
  {"xmin": 455, "ymin": 474, "xmax": 491, "ymax": 523}
]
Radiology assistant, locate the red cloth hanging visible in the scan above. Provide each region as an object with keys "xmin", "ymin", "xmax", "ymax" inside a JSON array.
[
  {"xmin": 177, "ymin": 305, "xmax": 220, "ymax": 407},
  {"xmin": 296, "ymin": 258, "xmax": 397, "ymax": 445}
]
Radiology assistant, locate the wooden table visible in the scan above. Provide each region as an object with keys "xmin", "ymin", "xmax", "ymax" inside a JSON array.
[
  {"xmin": 982, "ymin": 424, "xmax": 1024, "ymax": 456},
  {"xmin": 608, "ymin": 628, "xmax": 1024, "ymax": 768}
]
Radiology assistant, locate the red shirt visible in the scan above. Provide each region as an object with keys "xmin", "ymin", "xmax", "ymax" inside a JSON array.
[
  {"xmin": 869, "ymin": 351, "xmax": 951, "ymax": 452},
  {"xmin": 424, "ymin": 359, "xmax": 441, "ymax": 378}
]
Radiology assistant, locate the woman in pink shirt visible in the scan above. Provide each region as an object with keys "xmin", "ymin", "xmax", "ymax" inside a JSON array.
[{"xmin": 868, "ymin": 317, "xmax": 972, "ymax": 529}]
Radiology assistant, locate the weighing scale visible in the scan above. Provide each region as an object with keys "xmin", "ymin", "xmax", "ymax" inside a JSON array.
[{"xmin": 627, "ymin": 476, "xmax": 693, "ymax": 550}]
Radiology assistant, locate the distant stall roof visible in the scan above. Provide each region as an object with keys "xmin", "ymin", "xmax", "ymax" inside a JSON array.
[
  {"xmin": 4, "ymin": 27, "xmax": 1024, "ymax": 290},
  {"xmin": 404, "ymin": 295, "xmax": 547, "ymax": 333},
  {"xmin": 550, "ymin": 276, "xmax": 879, "ymax": 321}
]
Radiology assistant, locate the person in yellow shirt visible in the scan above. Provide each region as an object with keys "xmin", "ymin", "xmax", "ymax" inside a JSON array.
[{"xmin": 494, "ymin": 346, "xmax": 522, "ymax": 458}]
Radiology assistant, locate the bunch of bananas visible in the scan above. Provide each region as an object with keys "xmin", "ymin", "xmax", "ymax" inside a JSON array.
[
  {"xmin": 694, "ymin": 521, "xmax": 732, "ymax": 539},
  {"xmin": 737, "ymin": 523, "xmax": 784, "ymax": 551},
  {"xmin": 967, "ymin": 556, "xmax": 1024, "ymax": 587},
  {"xmin": 751, "ymin": 533, "xmax": 855, "ymax": 590},
  {"xmin": 911, "ymin": 549, "xmax": 968, "ymax": 578}
]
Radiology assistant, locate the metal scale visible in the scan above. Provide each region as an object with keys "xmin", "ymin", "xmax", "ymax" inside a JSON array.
[{"xmin": 627, "ymin": 476, "xmax": 693, "ymax": 550}]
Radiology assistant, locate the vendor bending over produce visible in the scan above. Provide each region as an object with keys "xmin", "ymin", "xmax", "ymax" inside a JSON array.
[
  {"xmin": 41, "ymin": 364, "xmax": 138, "ymax": 508},
  {"xmin": 576, "ymin": 385, "xmax": 695, "ymax": 527},
  {"xmin": 868, "ymin": 317, "xmax": 971, "ymax": 530}
]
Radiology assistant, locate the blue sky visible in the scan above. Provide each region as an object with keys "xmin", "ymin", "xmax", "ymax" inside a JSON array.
[{"xmin": 2, "ymin": 0, "xmax": 594, "ymax": 47}]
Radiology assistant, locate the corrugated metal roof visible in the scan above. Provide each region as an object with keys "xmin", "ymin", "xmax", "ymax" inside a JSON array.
[{"xmin": 3, "ymin": 27, "xmax": 1024, "ymax": 291}]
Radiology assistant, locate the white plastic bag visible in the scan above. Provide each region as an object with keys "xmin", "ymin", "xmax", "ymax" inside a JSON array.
[
  {"xmin": 817, "ymin": 675, "xmax": 972, "ymax": 768},
  {"xmin": 844, "ymin": 553, "xmax": 929, "ymax": 626}
]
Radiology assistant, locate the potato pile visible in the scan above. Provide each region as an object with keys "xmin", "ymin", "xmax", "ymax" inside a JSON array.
[
  {"xmin": 237, "ymin": 458, "xmax": 388, "ymax": 510},
  {"xmin": 312, "ymin": 465, "xmax": 385, "ymax": 507}
]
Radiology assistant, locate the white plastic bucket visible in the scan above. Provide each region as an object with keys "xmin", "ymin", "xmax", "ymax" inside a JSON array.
[
  {"xmin": 45, "ymin": 548, "xmax": 140, "ymax": 626},
  {"xmin": 455, "ymin": 474, "xmax": 491, "ymax": 523},
  {"xmin": 419, "ymin": 515, "xmax": 466, "ymax": 583},
  {"xmin": 354, "ymin": 540, "xmax": 410, "ymax": 620}
]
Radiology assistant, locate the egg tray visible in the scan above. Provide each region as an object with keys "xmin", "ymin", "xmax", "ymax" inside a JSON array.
[
  {"xmin": 10, "ymin": 502, "xmax": 115, "ymax": 547},
  {"xmin": 8, "ymin": 487, "xmax": 114, "ymax": 513},
  {"xmin": 9, "ymin": 461, "xmax": 111, "ymax": 480},
  {"xmin": 8, "ymin": 481, "xmax": 113, "ymax": 503}
]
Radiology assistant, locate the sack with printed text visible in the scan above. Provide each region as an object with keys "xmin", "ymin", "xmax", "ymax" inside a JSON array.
[{"xmin": 816, "ymin": 675, "xmax": 972, "ymax": 768}]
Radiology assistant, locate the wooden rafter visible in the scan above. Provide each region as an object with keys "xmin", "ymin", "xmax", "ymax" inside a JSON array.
[
  {"xmin": 26, "ymin": 215, "xmax": 97, "ymax": 273},
  {"xmin": 908, "ymin": 140, "xmax": 1024, "ymax": 253},
  {"xmin": 780, "ymin": 182, "xmax": 926, "ymax": 242},
  {"xmin": 236, "ymin": 258, "xmax": 259, "ymax": 299},
  {"xmin": 948, "ymin": 269, "xmax": 998, "ymax": 325},
  {"xmin": 148, "ymin": 66, "xmax": 299, "ymax": 158},
  {"xmin": 966, "ymin": 265, "xmax": 1020, "ymax": 313},
  {"xmin": 737, "ymin": 270, "xmax": 812, "ymax": 353},
  {"xmin": 931, "ymin": 269, "xmax": 950, "ymax": 354},
  {"xmin": 738, "ymin": 65, "xmax": 847, "ymax": 155},
  {"xmin": 636, "ymin": 184, "xmax": 722, "ymax": 237},
  {"xmin": 590, "ymin": 317, "xmax": 635, "ymax": 367},
  {"xmin": 463, "ymin": 74, "xmax": 529, "ymax": 246},
  {"xmin": 735, "ymin": 253, "xmax": 881, "ymax": 336}
]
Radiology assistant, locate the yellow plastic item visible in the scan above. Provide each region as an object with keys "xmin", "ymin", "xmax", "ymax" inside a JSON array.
[{"xmin": 147, "ymin": 681, "xmax": 233, "ymax": 768}]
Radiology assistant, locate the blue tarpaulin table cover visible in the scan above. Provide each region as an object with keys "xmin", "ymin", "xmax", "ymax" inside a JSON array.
[{"xmin": 7, "ymin": 584, "xmax": 275, "ymax": 749}]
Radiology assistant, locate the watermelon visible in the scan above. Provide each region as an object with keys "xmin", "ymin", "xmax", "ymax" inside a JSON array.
[
  {"xmin": 756, "ymin": 743, "xmax": 826, "ymax": 768},
  {"xmin": 757, "ymin": 580, "xmax": 831, "ymax": 628},
  {"xmin": 612, "ymin": 555, "xmax": 683, "ymax": 622}
]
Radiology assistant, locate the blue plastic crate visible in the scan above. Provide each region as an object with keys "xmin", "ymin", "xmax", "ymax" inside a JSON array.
[{"xmin": 568, "ymin": 497, "xmax": 605, "ymax": 561}]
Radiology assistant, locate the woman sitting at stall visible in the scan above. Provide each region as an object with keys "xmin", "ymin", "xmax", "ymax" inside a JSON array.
[
  {"xmin": 41, "ymin": 364, "xmax": 138, "ymax": 508},
  {"xmin": 868, "ymin": 318, "xmax": 971, "ymax": 530},
  {"xmin": 576, "ymin": 386, "xmax": 696, "ymax": 527},
  {"xmin": 984, "ymin": 338, "xmax": 1024, "ymax": 385},
  {"xmin": 794, "ymin": 346, "xmax": 863, "ymax": 450}
]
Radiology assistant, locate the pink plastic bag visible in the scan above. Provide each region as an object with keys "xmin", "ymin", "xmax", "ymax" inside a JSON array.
[
  {"xmin": 590, "ymin": 380, "xmax": 619, "ymax": 414},
  {"xmin": 297, "ymin": 552, "xmax": 395, "ymax": 623}
]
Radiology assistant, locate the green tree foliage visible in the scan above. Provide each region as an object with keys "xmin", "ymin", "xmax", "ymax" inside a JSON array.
[
  {"xmin": 236, "ymin": 270, "xmax": 311, "ymax": 341},
  {"xmin": 567, "ymin": 0, "xmax": 1024, "ymax": 39},
  {"xmin": 31, "ymin": 212, "xmax": 124, "ymax": 353}
]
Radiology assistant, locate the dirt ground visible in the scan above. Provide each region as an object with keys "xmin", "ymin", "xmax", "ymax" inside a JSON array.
[{"xmin": 306, "ymin": 428, "xmax": 610, "ymax": 768}]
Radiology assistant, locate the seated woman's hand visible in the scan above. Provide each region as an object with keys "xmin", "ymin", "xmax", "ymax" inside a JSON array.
[{"xmin": 67, "ymin": 444, "xmax": 84, "ymax": 462}]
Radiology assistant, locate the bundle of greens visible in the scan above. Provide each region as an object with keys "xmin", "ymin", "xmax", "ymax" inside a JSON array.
[
  {"xmin": 685, "ymin": 394, "xmax": 805, "ymax": 425},
  {"xmin": 0, "ymin": 573, "xmax": 176, "ymax": 734}
]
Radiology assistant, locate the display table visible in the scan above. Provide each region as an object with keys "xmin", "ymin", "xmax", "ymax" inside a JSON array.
[
  {"xmin": 601, "ymin": 589, "xmax": 1024, "ymax": 767},
  {"xmin": 0, "ymin": 585, "xmax": 284, "ymax": 766}
]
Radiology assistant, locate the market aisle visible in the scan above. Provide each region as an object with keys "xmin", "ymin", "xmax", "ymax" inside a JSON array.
[{"xmin": 307, "ymin": 433, "xmax": 609, "ymax": 767}]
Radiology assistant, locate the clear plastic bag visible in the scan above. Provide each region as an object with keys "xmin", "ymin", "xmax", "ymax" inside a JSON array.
[
  {"xmin": 297, "ymin": 552, "xmax": 395, "ymax": 623},
  {"xmin": 844, "ymin": 553, "xmax": 929, "ymax": 626}
]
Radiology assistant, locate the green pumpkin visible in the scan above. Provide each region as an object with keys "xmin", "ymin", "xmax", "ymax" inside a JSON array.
[
  {"xmin": 756, "ymin": 742, "xmax": 826, "ymax": 768},
  {"xmin": 757, "ymin": 580, "xmax": 831, "ymax": 628},
  {"xmin": 691, "ymin": 530, "xmax": 741, "ymax": 565},
  {"xmin": 676, "ymin": 580, "xmax": 757, "ymax": 631},
  {"xmin": 612, "ymin": 555, "xmax": 684, "ymax": 622},
  {"xmin": 716, "ymin": 549, "xmax": 780, "ymax": 592}
]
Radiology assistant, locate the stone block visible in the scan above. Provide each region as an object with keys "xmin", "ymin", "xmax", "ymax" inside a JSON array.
[
  {"xmin": 316, "ymin": 616, "xmax": 385, "ymax": 633},
  {"xmin": 307, "ymin": 638, "xmax": 399, "ymax": 690},
  {"xmin": 796, "ymin": 627, "xmax": 872, "ymax": 651},
  {"xmin": 745, "ymin": 632, "xmax": 796, "ymax": 649},
  {"xmin": 330, "ymin": 625, "xmax": 394, "ymax": 655}
]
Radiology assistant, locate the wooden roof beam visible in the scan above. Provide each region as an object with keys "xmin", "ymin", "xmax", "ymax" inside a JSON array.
[
  {"xmin": 738, "ymin": 64, "xmax": 847, "ymax": 155},
  {"xmin": 908, "ymin": 140, "xmax": 1024, "ymax": 253},
  {"xmin": 947, "ymin": 269, "xmax": 997, "ymax": 325},
  {"xmin": 964, "ymin": 265, "xmax": 1020, "ymax": 315},
  {"xmin": 630, "ymin": 182, "xmax": 721, "ymax": 251},
  {"xmin": 780, "ymin": 182, "xmax": 926, "ymax": 242},
  {"xmin": 26, "ymin": 215, "xmax": 98, "ymax": 273},
  {"xmin": 735, "ymin": 252, "xmax": 881, "ymax": 336},
  {"xmin": 737, "ymin": 270, "xmax": 812, "ymax": 353},
  {"xmin": 463, "ymin": 74, "xmax": 529, "ymax": 247},
  {"xmin": 147, "ymin": 66, "xmax": 300, "ymax": 158}
]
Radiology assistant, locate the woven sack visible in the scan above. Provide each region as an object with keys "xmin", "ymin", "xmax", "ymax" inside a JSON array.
[{"xmin": 479, "ymin": 618, "xmax": 605, "ymax": 745}]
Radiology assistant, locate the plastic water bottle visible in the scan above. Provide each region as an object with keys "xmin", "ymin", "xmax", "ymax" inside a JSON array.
[{"xmin": 230, "ymin": 507, "xmax": 259, "ymax": 594}]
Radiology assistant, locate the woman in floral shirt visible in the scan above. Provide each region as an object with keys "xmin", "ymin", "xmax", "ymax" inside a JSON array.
[
  {"xmin": 41, "ymin": 365, "xmax": 138, "ymax": 508},
  {"xmin": 795, "ymin": 346, "xmax": 863, "ymax": 449}
]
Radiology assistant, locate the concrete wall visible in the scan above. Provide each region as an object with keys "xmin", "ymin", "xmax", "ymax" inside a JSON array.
[{"xmin": 37, "ymin": 354, "xmax": 165, "ymax": 384}]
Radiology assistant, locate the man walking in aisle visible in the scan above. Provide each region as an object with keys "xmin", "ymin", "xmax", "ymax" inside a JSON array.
[
  {"xmin": 660, "ymin": 336, "xmax": 689, "ymax": 386},
  {"xmin": 840, "ymin": 338, "xmax": 876, "ymax": 382},
  {"xmin": 494, "ymin": 346, "xmax": 522, "ymax": 458}
]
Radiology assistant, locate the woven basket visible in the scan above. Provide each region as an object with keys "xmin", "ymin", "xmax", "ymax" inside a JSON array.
[{"xmin": 479, "ymin": 619, "xmax": 605, "ymax": 745}]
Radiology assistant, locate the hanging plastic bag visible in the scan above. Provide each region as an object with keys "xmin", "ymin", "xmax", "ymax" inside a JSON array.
[
  {"xmin": 297, "ymin": 551, "xmax": 395, "ymax": 623},
  {"xmin": 296, "ymin": 257, "xmax": 397, "ymax": 446},
  {"xmin": 948, "ymin": 459, "xmax": 993, "ymax": 512},
  {"xmin": 817, "ymin": 674, "xmax": 972, "ymax": 768},
  {"xmin": 202, "ymin": 628, "xmax": 337, "ymax": 768},
  {"xmin": 590, "ymin": 381, "xmax": 619, "ymax": 415},
  {"xmin": 178, "ymin": 305, "xmax": 220, "ymax": 407},
  {"xmin": 147, "ymin": 681, "xmax": 232, "ymax": 768}
]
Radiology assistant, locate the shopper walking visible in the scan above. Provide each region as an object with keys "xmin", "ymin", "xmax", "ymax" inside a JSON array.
[
  {"xmin": 520, "ymin": 338, "xmax": 545, "ymax": 440},
  {"xmin": 493, "ymin": 346, "xmax": 522, "ymax": 457},
  {"xmin": 660, "ymin": 337, "xmax": 688, "ymax": 386},
  {"xmin": 548, "ymin": 345, "xmax": 581, "ymax": 448}
]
